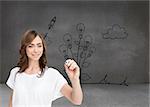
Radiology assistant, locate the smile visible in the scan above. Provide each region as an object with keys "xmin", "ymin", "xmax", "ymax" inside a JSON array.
[{"xmin": 32, "ymin": 54, "xmax": 40, "ymax": 57}]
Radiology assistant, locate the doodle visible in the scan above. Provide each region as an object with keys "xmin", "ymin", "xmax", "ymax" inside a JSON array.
[
  {"xmin": 48, "ymin": 16, "xmax": 56, "ymax": 30},
  {"xmin": 43, "ymin": 16, "xmax": 57, "ymax": 45},
  {"xmin": 99, "ymin": 74, "xmax": 110, "ymax": 84},
  {"xmin": 59, "ymin": 23, "xmax": 128, "ymax": 85},
  {"xmin": 120, "ymin": 76, "xmax": 128, "ymax": 86},
  {"xmin": 43, "ymin": 33, "xmax": 52, "ymax": 45},
  {"xmin": 101, "ymin": 24, "xmax": 128, "ymax": 86},
  {"xmin": 99, "ymin": 74, "xmax": 128, "ymax": 86},
  {"xmin": 76, "ymin": 23, "xmax": 85, "ymax": 35},
  {"xmin": 102, "ymin": 24, "xmax": 128, "ymax": 40},
  {"xmin": 59, "ymin": 44, "xmax": 69, "ymax": 60},
  {"xmin": 59, "ymin": 23, "xmax": 96, "ymax": 82}
]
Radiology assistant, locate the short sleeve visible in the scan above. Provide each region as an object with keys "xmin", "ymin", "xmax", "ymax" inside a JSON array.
[
  {"xmin": 52, "ymin": 70, "xmax": 68, "ymax": 101},
  {"xmin": 6, "ymin": 67, "xmax": 19, "ymax": 90}
]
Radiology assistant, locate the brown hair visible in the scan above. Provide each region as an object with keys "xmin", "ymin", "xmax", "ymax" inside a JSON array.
[{"xmin": 17, "ymin": 29, "xmax": 47, "ymax": 76}]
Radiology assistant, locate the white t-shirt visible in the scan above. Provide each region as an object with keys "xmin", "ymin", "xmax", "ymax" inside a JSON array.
[{"xmin": 6, "ymin": 67, "xmax": 68, "ymax": 107}]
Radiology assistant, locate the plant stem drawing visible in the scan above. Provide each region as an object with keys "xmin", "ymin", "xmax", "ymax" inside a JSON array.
[{"xmin": 59, "ymin": 23, "xmax": 96, "ymax": 82}]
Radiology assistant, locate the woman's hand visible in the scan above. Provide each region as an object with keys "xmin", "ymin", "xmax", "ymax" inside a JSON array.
[
  {"xmin": 62, "ymin": 59, "xmax": 83, "ymax": 105},
  {"xmin": 64, "ymin": 59, "xmax": 80, "ymax": 82}
]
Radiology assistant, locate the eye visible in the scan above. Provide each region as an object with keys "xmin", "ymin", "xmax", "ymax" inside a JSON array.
[
  {"xmin": 28, "ymin": 45, "xmax": 33, "ymax": 48},
  {"xmin": 38, "ymin": 45, "xmax": 42, "ymax": 47}
]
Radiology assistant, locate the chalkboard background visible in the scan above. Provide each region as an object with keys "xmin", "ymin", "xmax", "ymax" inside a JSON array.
[
  {"xmin": 0, "ymin": 1, "xmax": 149, "ymax": 84},
  {"xmin": 0, "ymin": 1, "xmax": 1, "ymax": 83}
]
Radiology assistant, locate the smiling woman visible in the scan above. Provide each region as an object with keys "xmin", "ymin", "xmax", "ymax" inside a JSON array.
[
  {"xmin": 17, "ymin": 30, "xmax": 47, "ymax": 76},
  {"xmin": 26, "ymin": 36, "xmax": 44, "ymax": 61},
  {"xmin": 6, "ymin": 29, "xmax": 83, "ymax": 107}
]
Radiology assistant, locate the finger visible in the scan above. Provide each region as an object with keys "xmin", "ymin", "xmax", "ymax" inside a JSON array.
[
  {"xmin": 65, "ymin": 59, "xmax": 80, "ymax": 71},
  {"xmin": 65, "ymin": 59, "xmax": 74, "ymax": 67},
  {"xmin": 69, "ymin": 63, "xmax": 77, "ymax": 71},
  {"xmin": 64, "ymin": 64, "xmax": 70, "ymax": 74}
]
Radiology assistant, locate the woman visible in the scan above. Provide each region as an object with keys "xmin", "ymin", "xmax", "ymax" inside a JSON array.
[{"xmin": 6, "ymin": 30, "xmax": 83, "ymax": 107}]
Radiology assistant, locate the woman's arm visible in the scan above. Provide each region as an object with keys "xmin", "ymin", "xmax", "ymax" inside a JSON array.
[
  {"xmin": 61, "ymin": 59, "xmax": 83, "ymax": 105},
  {"xmin": 61, "ymin": 78, "xmax": 83, "ymax": 105},
  {"xmin": 8, "ymin": 94, "xmax": 13, "ymax": 107}
]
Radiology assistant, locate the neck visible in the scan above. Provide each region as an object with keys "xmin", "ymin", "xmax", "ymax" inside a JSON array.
[
  {"xmin": 26, "ymin": 60, "xmax": 41, "ymax": 74},
  {"xmin": 29, "ymin": 59, "xmax": 39, "ymax": 67}
]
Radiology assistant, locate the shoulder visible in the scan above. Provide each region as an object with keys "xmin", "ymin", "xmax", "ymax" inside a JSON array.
[
  {"xmin": 45, "ymin": 66, "xmax": 62, "ymax": 76},
  {"xmin": 47, "ymin": 67, "xmax": 58, "ymax": 72},
  {"xmin": 10, "ymin": 66, "xmax": 20, "ymax": 74}
]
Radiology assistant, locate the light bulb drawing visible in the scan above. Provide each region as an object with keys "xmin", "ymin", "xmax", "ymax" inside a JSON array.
[{"xmin": 59, "ymin": 23, "xmax": 96, "ymax": 82}]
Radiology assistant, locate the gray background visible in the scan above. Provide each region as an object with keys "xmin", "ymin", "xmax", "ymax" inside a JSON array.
[
  {"xmin": 0, "ymin": 1, "xmax": 149, "ymax": 84},
  {"xmin": 0, "ymin": 1, "xmax": 1, "ymax": 83}
]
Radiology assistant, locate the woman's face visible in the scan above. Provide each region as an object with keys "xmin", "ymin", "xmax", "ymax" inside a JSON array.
[{"xmin": 26, "ymin": 35, "xmax": 43, "ymax": 62}]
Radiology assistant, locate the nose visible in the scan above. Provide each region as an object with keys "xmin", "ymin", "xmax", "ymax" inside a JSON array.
[{"xmin": 33, "ymin": 46, "xmax": 38, "ymax": 53}]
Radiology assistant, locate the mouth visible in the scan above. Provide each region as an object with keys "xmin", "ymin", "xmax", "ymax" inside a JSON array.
[{"xmin": 32, "ymin": 54, "xmax": 40, "ymax": 57}]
